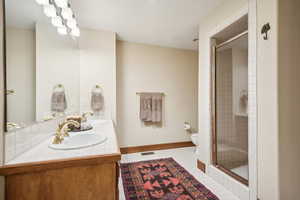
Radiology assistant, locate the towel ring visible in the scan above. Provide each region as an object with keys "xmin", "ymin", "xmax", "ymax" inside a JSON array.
[
  {"xmin": 95, "ymin": 84, "xmax": 102, "ymax": 89},
  {"xmin": 53, "ymin": 84, "xmax": 65, "ymax": 92},
  {"xmin": 92, "ymin": 84, "xmax": 103, "ymax": 92}
]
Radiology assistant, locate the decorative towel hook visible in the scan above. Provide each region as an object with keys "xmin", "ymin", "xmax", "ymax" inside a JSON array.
[{"xmin": 261, "ymin": 23, "xmax": 271, "ymax": 40}]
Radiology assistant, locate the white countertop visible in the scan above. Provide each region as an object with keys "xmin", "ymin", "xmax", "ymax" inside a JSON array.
[{"xmin": 7, "ymin": 120, "xmax": 120, "ymax": 165}]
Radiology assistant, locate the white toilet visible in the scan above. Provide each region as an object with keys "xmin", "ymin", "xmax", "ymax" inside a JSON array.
[
  {"xmin": 184, "ymin": 122, "xmax": 199, "ymax": 146},
  {"xmin": 191, "ymin": 133, "xmax": 199, "ymax": 146}
]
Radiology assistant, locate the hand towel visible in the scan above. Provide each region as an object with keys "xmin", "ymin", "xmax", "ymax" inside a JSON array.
[
  {"xmin": 140, "ymin": 93, "xmax": 152, "ymax": 122},
  {"xmin": 91, "ymin": 91, "xmax": 104, "ymax": 113},
  {"xmin": 151, "ymin": 93, "xmax": 163, "ymax": 123},
  {"xmin": 140, "ymin": 93, "xmax": 163, "ymax": 123},
  {"xmin": 51, "ymin": 91, "xmax": 67, "ymax": 112}
]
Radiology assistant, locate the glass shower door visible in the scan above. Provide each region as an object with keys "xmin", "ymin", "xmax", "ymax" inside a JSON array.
[{"xmin": 212, "ymin": 32, "xmax": 249, "ymax": 184}]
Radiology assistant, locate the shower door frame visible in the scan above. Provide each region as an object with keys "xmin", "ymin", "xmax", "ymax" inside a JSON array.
[{"xmin": 211, "ymin": 30, "xmax": 249, "ymax": 186}]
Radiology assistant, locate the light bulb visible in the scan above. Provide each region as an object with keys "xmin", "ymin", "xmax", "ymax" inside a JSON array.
[
  {"xmin": 71, "ymin": 27, "xmax": 80, "ymax": 37},
  {"xmin": 51, "ymin": 16, "xmax": 63, "ymax": 27},
  {"xmin": 54, "ymin": 0, "xmax": 68, "ymax": 8},
  {"xmin": 57, "ymin": 27, "xmax": 67, "ymax": 35},
  {"xmin": 66, "ymin": 18, "xmax": 77, "ymax": 29},
  {"xmin": 43, "ymin": 4, "xmax": 56, "ymax": 18},
  {"xmin": 36, "ymin": 0, "xmax": 49, "ymax": 5},
  {"xmin": 61, "ymin": 7, "xmax": 73, "ymax": 20}
]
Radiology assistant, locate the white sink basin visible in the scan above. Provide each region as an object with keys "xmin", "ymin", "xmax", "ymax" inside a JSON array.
[{"xmin": 49, "ymin": 132, "xmax": 107, "ymax": 150}]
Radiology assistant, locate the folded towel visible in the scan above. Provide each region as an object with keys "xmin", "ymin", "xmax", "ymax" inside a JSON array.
[
  {"xmin": 91, "ymin": 91, "xmax": 104, "ymax": 113},
  {"xmin": 140, "ymin": 93, "xmax": 163, "ymax": 123},
  {"xmin": 51, "ymin": 91, "xmax": 67, "ymax": 112}
]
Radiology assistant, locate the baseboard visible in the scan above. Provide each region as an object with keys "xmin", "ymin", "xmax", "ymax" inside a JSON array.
[
  {"xmin": 120, "ymin": 141, "xmax": 194, "ymax": 154},
  {"xmin": 197, "ymin": 159, "xmax": 206, "ymax": 173}
]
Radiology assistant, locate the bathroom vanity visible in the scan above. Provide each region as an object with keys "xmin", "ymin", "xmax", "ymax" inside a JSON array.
[{"xmin": 0, "ymin": 120, "xmax": 121, "ymax": 200}]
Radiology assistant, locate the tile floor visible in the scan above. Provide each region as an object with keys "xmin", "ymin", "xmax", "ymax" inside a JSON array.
[
  {"xmin": 231, "ymin": 165, "xmax": 249, "ymax": 180},
  {"xmin": 119, "ymin": 147, "xmax": 240, "ymax": 200}
]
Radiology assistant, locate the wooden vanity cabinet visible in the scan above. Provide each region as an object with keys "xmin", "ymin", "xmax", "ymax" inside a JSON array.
[{"xmin": 0, "ymin": 153, "xmax": 121, "ymax": 200}]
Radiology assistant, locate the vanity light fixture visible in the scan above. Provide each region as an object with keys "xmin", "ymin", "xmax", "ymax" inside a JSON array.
[
  {"xmin": 36, "ymin": 0, "xmax": 50, "ymax": 5},
  {"xmin": 54, "ymin": 0, "xmax": 68, "ymax": 8},
  {"xmin": 58, "ymin": 27, "xmax": 68, "ymax": 35},
  {"xmin": 71, "ymin": 27, "xmax": 80, "ymax": 37},
  {"xmin": 35, "ymin": 0, "xmax": 80, "ymax": 37},
  {"xmin": 43, "ymin": 4, "xmax": 56, "ymax": 17},
  {"xmin": 67, "ymin": 18, "xmax": 77, "ymax": 29},
  {"xmin": 51, "ymin": 15, "xmax": 63, "ymax": 27},
  {"xmin": 61, "ymin": 7, "xmax": 73, "ymax": 20}
]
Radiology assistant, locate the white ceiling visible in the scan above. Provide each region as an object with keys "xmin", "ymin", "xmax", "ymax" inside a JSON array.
[{"xmin": 6, "ymin": 0, "xmax": 226, "ymax": 50}]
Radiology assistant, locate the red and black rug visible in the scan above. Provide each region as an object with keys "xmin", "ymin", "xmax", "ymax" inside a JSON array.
[{"xmin": 120, "ymin": 158, "xmax": 219, "ymax": 200}]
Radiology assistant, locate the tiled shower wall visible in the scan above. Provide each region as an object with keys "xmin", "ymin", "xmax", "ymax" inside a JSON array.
[
  {"xmin": 216, "ymin": 48, "xmax": 248, "ymax": 169},
  {"xmin": 5, "ymin": 117, "xmax": 64, "ymax": 163},
  {"xmin": 216, "ymin": 49, "xmax": 234, "ymax": 147}
]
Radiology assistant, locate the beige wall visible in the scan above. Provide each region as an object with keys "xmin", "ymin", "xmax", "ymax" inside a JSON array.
[
  {"xmin": 278, "ymin": 0, "xmax": 300, "ymax": 199},
  {"xmin": 6, "ymin": 28, "xmax": 35, "ymax": 125},
  {"xmin": 79, "ymin": 29, "xmax": 116, "ymax": 122},
  {"xmin": 257, "ymin": 0, "xmax": 300, "ymax": 199},
  {"xmin": 257, "ymin": 0, "xmax": 279, "ymax": 199},
  {"xmin": 116, "ymin": 41, "xmax": 198, "ymax": 147}
]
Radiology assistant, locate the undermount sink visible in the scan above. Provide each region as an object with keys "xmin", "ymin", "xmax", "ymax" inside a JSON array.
[{"xmin": 49, "ymin": 132, "xmax": 107, "ymax": 150}]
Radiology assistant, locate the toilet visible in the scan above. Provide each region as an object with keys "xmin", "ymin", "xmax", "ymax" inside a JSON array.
[
  {"xmin": 184, "ymin": 122, "xmax": 199, "ymax": 146},
  {"xmin": 191, "ymin": 133, "xmax": 199, "ymax": 146}
]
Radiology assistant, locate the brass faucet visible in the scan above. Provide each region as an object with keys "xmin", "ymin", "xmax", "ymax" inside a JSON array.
[
  {"xmin": 65, "ymin": 112, "xmax": 93, "ymax": 124},
  {"xmin": 81, "ymin": 112, "xmax": 94, "ymax": 122},
  {"xmin": 52, "ymin": 120, "xmax": 80, "ymax": 144}
]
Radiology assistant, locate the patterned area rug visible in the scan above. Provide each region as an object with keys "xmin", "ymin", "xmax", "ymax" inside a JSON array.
[{"xmin": 120, "ymin": 158, "xmax": 219, "ymax": 200}]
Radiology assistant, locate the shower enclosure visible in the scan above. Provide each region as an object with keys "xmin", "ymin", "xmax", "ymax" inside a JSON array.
[{"xmin": 211, "ymin": 31, "xmax": 249, "ymax": 185}]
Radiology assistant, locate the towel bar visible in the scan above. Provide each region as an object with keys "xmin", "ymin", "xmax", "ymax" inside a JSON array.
[{"xmin": 136, "ymin": 92, "xmax": 165, "ymax": 95}]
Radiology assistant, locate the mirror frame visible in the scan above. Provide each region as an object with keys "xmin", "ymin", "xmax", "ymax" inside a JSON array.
[{"xmin": 2, "ymin": 0, "xmax": 7, "ymax": 133}]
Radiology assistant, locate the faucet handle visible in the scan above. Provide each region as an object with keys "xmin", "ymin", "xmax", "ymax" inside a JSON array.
[
  {"xmin": 61, "ymin": 120, "xmax": 80, "ymax": 131},
  {"xmin": 81, "ymin": 112, "xmax": 94, "ymax": 122}
]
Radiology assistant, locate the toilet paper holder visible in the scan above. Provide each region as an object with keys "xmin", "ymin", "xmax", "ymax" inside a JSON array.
[{"xmin": 184, "ymin": 122, "xmax": 192, "ymax": 133}]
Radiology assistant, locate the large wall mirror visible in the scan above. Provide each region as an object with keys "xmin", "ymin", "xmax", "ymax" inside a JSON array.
[{"xmin": 5, "ymin": 0, "xmax": 80, "ymax": 131}]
